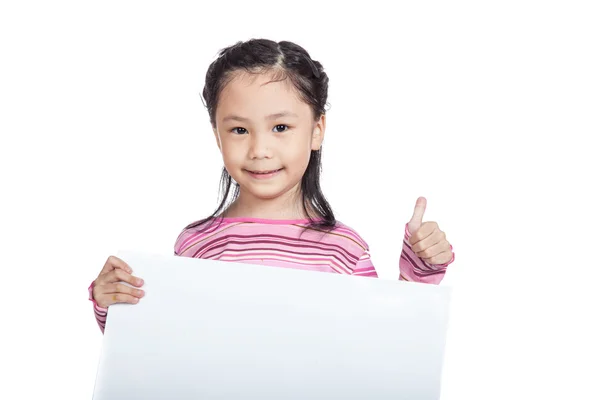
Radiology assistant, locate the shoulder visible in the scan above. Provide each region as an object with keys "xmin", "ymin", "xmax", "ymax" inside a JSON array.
[
  {"xmin": 305, "ymin": 220, "xmax": 370, "ymax": 254},
  {"xmin": 173, "ymin": 218, "xmax": 232, "ymax": 256}
]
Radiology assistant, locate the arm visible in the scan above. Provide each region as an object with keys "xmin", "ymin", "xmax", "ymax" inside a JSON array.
[
  {"xmin": 350, "ymin": 251, "xmax": 379, "ymax": 278},
  {"xmin": 89, "ymin": 281, "xmax": 108, "ymax": 334},
  {"xmin": 349, "ymin": 224, "xmax": 454, "ymax": 284},
  {"xmin": 400, "ymin": 223, "xmax": 454, "ymax": 284}
]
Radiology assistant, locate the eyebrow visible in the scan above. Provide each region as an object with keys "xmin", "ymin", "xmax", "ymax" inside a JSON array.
[{"xmin": 222, "ymin": 111, "xmax": 299, "ymax": 123}]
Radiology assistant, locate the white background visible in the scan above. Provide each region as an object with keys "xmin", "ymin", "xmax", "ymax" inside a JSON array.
[{"xmin": 1, "ymin": 1, "xmax": 598, "ymax": 399}]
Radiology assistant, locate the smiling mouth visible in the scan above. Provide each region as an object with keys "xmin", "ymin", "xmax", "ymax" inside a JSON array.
[{"xmin": 246, "ymin": 168, "xmax": 283, "ymax": 174}]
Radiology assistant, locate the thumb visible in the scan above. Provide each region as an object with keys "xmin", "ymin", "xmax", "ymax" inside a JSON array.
[{"xmin": 408, "ymin": 197, "xmax": 427, "ymax": 234}]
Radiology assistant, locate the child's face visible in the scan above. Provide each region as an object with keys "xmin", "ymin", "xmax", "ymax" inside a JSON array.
[{"xmin": 213, "ymin": 71, "xmax": 325, "ymax": 202}]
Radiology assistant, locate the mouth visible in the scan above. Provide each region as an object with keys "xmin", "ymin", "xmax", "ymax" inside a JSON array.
[
  {"xmin": 245, "ymin": 168, "xmax": 284, "ymax": 179},
  {"xmin": 247, "ymin": 168, "xmax": 283, "ymax": 174}
]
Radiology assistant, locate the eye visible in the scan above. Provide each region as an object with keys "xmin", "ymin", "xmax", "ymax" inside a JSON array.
[
  {"xmin": 231, "ymin": 127, "xmax": 248, "ymax": 135},
  {"xmin": 273, "ymin": 124, "xmax": 289, "ymax": 133}
]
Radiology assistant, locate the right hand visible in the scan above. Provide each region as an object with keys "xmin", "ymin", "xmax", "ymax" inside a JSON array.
[{"xmin": 92, "ymin": 255, "xmax": 145, "ymax": 308}]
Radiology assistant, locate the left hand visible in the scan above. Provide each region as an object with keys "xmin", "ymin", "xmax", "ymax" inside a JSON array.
[{"xmin": 407, "ymin": 197, "xmax": 453, "ymax": 265}]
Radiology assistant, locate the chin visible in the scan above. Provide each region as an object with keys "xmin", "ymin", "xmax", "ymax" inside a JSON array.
[
  {"xmin": 237, "ymin": 179, "xmax": 301, "ymax": 201},
  {"xmin": 244, "ymin": 186, "xmax": 290, "ymax": 200}
]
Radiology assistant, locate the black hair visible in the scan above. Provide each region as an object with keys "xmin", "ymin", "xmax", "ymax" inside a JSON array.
[{"xmin": 185, "ymin": 39, "xmax": 335, "ymax": 232}]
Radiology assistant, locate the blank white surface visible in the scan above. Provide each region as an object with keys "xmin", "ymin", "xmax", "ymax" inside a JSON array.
[{"xmin": 93, "ymin": 250, "xmax": 452, "ymax": 400}]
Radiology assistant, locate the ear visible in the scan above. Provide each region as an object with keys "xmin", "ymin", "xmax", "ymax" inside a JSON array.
[
  {"xmin": 310, "ymin": 114, "xmax": 326, "ymax": 151},
  {"xmin": 213, "ymin": 126, "xmax": 222, "ymax": 152}
]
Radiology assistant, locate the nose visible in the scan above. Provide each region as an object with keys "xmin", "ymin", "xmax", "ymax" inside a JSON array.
[{"xmin": 248, "ymin": 131, "xmax": 273, "ymax": 160}]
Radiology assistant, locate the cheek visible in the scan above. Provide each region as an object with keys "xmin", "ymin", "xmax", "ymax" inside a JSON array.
[
  {"xmin": 221, "ymin": 149, "xmax": 246, "ymax": 180},
  {"xmin": 283, "ymin": 144, "xmax": 312, "ymax": 174},
  {"xmin": 220, "ymin": 142, "xmax": 244, "ymax": 165}
]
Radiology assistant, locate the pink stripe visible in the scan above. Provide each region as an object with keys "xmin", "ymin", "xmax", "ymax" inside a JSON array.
[
  {"xmin": 239, "ymin": 258, "xmax": 337, "ymax": 273},
  {"xmin": 205, "ymin": 246, "xmax": 355, "ymax": 273},
  {"xmin": 178, "ymin": 219, "xmax": 240, "ymax": 250},
  {"xmin": 354, "ymin": 270, "xmax": 378, "ymax": 277},
  {"xmin": 402, "ymin": 254, "xmax": 446, "ymax": 277},
  {"xmin": 217, "ymin": 217, "xmax": 317, "ymax": 224},
  {"xmin": 331, "ymin": 224, "xmax": 369, "ymax": 249},
  {"xmin": 178, "ymin": 222, "xmax": 241, "ymax": 253},
  {"xmin": 217, "ymin": 255, "xmax": 350, "ymax": 275},
  {"xmin": 181, "ymin": 221, "xmax": 368, "ymax": 254},
  {"xmin": 401, "ymin": 253, "xmax": 433, "ymax": 275},
  {"xmin": 352, "ymin": 267, "xmax": 377, "ymax": 274},
  {"xmin": 216, "ymin": 254, "xmax": 335, "ymax": 268},
  {"xmin": 214, "ymin": 249, "xmax": 353, "ymax": 274},
  {"xmin": 196, "ymin": 235, "xmax": 361, "ymax": 264},
  {"xmin": 199, "ymin": 236, "xmax": 361, "ymax": 264}
]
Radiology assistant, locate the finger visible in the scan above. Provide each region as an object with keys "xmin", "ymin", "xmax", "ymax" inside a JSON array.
[
  {"xmin": 410, "ymin": 228, "xmax": 446, "ymax": 253},
  {"xmin": 408, "ymin": 197, "xmax": 427, "ymax": 235},
  {"xmin": 423, "ymin": 250, "xmax": 453, "ymax": 266},
  {"xmin": 409, "ymin": 220, "xmax": 439, "ymax": 246},
  {"xmin": 98, "ymin": 268, "xmax": 144, "ymax": 287},
  {"xmin": 104, "ymin": 283, "xmax": 146, "ymax": 299},
  {"xmin": 100, "ymin": 255, "xmax": 132, "ymax": 275},
  {"xmin": 96, "ymin": 293, "xmax": 141, "ymax": 308},
  {"xmin": 416, "ymin": 239, "xmax": 450, "ymax": 261}
]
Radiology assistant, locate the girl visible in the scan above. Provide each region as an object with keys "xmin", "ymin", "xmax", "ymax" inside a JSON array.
[{"xmin": 89, "ymin": 39, "xmax": 455, "ymax": 333}]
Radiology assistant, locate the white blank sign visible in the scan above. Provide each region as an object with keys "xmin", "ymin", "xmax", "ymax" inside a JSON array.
[{"xmin": 93, "ymin": 250, "xmax": 452, "ymax": 400}]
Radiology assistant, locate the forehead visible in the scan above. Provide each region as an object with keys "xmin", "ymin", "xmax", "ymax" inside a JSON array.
[{"xmin": 216, "ymin": 71, "xmax": 311, "ymax": 119}]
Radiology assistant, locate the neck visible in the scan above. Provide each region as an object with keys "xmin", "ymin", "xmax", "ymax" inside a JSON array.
[{"xmin": 223, "ymin": 184, "xmax": 314, "ymax": 220}]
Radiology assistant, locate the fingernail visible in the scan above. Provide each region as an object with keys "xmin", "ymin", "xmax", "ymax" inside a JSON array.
[
  {"xmin": 138, "ymin": 278, "xmax": 144, "ymax": 285},
  {"xmin": 133, "ymin": 298, "xmax": 139, "ymax": 303},
  {"xmin": 139, "ymin": 290, "xmax": 145, "ymax": 297}
]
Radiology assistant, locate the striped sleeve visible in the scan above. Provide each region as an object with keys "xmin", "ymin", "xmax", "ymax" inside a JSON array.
[
  {"xmin": 350, "ymin": 250, "xmax": 379, "ymax": 278},
  {"xmin": 89, "ymin": 281, "xmax": 108, "ymax": 334},
  {"xmin": 399, "ymin": 223, "xmax": 455, "ymax": 284}
]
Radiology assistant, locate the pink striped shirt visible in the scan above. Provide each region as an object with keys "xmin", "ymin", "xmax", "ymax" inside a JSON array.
[{"xmin": 90, "ymin": 218, "xmax": 455, "ymax": 333}]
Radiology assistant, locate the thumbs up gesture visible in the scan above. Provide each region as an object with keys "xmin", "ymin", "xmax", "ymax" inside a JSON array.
[{"xmin": 407, "ymin": 197, "xmax": 454, "ymax": 265}]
